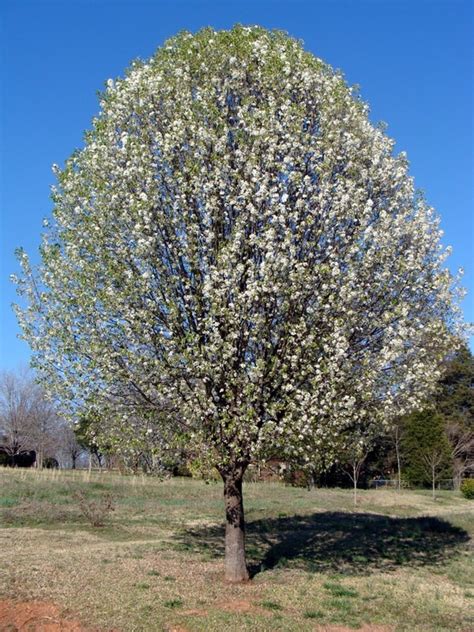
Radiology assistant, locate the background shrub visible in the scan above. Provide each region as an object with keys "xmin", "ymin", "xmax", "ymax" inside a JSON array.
[{"xmin": 460, "ymin": 479, "xmax": 474, "ymax": 499}]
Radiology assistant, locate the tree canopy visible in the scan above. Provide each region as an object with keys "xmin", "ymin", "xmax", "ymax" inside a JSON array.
[{"xmin": 437, "ymin": 343, "xmax": 474, "ymax": 427}]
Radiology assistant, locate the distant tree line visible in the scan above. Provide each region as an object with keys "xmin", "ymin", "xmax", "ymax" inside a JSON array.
[
  {"xmin": 1, "ymin": 344, "xmax": 472, "ymax": 491},
  {"xmin": 0, "ymin": 369, "xmax": 84, "ymax": 469}
]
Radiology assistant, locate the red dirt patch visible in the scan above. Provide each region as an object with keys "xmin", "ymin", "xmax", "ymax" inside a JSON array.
[
  {"xmin": 216, "ymin": 599, "xmax": 265, "ymax": 614},
  {"xmin": 0, "ymin": 600, "xmax": 107, "ymax": 632}
]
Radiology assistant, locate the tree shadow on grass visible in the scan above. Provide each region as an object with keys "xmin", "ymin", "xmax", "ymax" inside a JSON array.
[{"xmin": 173, "ymin": 511, "xmax": 469, "ymax": 577}]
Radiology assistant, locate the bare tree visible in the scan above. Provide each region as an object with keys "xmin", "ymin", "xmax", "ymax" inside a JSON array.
[
  {"xmin": 0, "ymin": 369, "xmax": 58, "ymax": 468},
  {"xmin": 58, "ymin": 423, "xmax": 84, "ymax": 469},
  {"xmin": 30, "ymin": 394, "xmax": 58, "ymax": 468},
  {"xmin": 446, "ymin": 420, "xmax": 474, "ymax": 489},
  {"xmin": 390, "ymin": 421, "xmax": 404, "ymax": 491},
  {"xmin": 0, "ymin": 370, "xmax": 37, "ymax": 465},
  {"xmin": 422, "ymin": 449, "xmax": 448, "ymax": 500},
  {"xmin": 340, "ymin": 429, "xmax": 374, "ymax": 508},
  {"xmin": 343, "ymin": 449, "xmax": 370, "ymax": 508}
]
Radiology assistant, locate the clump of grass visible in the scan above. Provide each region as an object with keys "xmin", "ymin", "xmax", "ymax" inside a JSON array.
[
  {"xmin": 163, "ymin": 575, "xmax": 176, "ymax": 581},
  {"xmin": 147, "ymin": 569, "xmax": 160, "ymax": 576},
  {"xmin": 0, "ymin": 497, "xmax": 18, "ymax": 508},
  {"xmin": 135, "ymin": 582, "xmax": 150, "ymax": 589},
  {"xmin": 304, "ymin": 610, "xmax": 324, "ymax": 619},
  {"xmin": 260, "ymin": 600, "xmax": 283, "ymax": 611},
  {"xmin": 164, "ymin": 598, "xmax": 183, "ymax": 608},
  {"xmin": 328, "ymin": 598, "xmax": 354, "ymax": 612},
  {"xmin": 275, "ymin": 557, "xmax": 289, "ymax": 568},
  {"xmin": 323, "ymin": 581, "xmax": 359, "ymax": 598},
  {"xmin": 72, "ymin": 488, "xmax": 116, "ymax": 527}
]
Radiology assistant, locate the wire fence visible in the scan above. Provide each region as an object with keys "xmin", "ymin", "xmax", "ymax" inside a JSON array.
[{"xmin": 370, "ymin": 478, "xmax": 459, "ymax": 490}]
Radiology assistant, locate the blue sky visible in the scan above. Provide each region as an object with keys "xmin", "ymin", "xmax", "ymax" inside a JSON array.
[{"xmin": 1, "ymin": 0, "xmax": 473, "ymax": 370}]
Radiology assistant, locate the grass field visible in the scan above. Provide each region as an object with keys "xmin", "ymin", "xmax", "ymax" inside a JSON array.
[{"xmin": 0, "ymin": 467, "xmax": 473, "ymax": 631}]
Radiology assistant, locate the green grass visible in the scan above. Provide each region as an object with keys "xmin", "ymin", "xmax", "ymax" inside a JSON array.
[
  {"xmin": 0, "ymin": 467, "xmax": 472, "ymax": 631},
  {"xmin": 303, "ymin": 609, "xmax": 324, "ymax": 619},
  {"xmin": 164, "ymin": 598, "xmax": 184, "ymax": 609},
  {"xmin": 323, "ymin": 581, "xmax": 359, "ymax": 597},
  {"xmin": 260, "ymin": 600, "xmax": 283, "ymax": 611}
]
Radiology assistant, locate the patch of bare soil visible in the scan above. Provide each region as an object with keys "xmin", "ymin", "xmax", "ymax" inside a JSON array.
[
  {"xmin": 216, "ymin": 599, "xmax": 265, "ymax": 614},
  {"xmin": 181, "ymin": 599, "xmax": 264, "ymax": 619},
  {"xmin": 0, "ymin": 600, "xmax": 108, "ymax": 632}
]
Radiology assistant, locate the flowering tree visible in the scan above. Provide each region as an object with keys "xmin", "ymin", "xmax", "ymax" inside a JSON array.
[{"xmin": 14, "ymin": 26, "xmax": 463, "ymax": 581}]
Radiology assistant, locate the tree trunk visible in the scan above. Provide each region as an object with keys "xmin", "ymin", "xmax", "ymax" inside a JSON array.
[
  {"xmin": 395, "ymin": 437, "xmax": 402, "ymax": 492},
  {"xmin": 432, "ymin": 465, "xmax": 436, "ymax": 500},
  {"xmin": 453, "ymin": 474, "xmax": 461, "ymax": 491},
  {"xmin": 222, "ymin": 469, "xmax": 249, "ymax": 583},
  {"xmin": 452, "ymin": 462, "xmax": 462, "ymax": 491},
  {"xmin": 353, "ymin": 464, "xmax": 358, "ymax": 508},
  {"xmin": 37, "ymin": 446, "xmax": 44, "ymax": 470}
]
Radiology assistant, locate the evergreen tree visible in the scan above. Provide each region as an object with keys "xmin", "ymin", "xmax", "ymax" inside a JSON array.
[
  {"xmin": 401, "ymin": 410, "xmax": 452, "ymax": 487},
  {"xmin": 436, "ymin": 344, "xmax": 474, "ymax": 426}
]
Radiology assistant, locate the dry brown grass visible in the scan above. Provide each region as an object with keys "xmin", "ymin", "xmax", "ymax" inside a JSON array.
[{"xmin": 0, "ymin": 468, "xmax": 472, "ymax": 631}]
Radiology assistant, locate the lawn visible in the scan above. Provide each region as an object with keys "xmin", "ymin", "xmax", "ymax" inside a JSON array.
[{"xmin": 0, "ymin": 467, "xmax": 472, "ymax": 631}]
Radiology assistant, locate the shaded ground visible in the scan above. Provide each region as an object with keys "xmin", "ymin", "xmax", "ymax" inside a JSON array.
[{"xmin": 174, "ymin": 511, "xmax": 470, "ymax": 576}]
